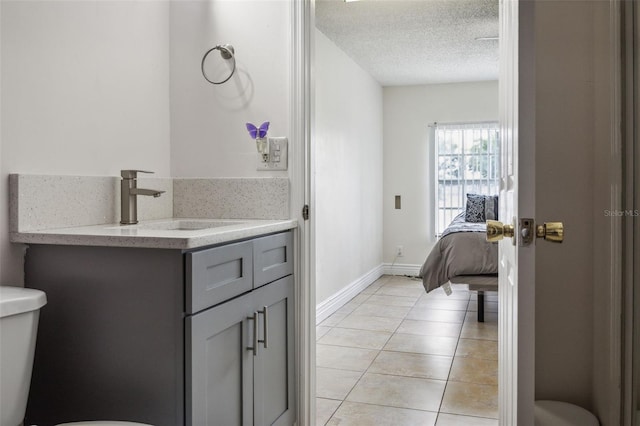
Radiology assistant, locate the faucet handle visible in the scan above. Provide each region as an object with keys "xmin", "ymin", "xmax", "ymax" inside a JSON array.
[{"xmin": 121, "ymin": 170, "xmax": 154, "ymax": 179}]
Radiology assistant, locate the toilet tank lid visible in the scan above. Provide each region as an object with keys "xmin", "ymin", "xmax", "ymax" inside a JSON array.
[{"xmin": 0, "ymin": 287, "xmax": 46, "ymax": 318}]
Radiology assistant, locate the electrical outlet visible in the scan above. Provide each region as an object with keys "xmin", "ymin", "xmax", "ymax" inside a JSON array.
[
  {"xmin": 257, "ymin": 137, "xmax": 288, "ymax": 171},
  {"xmin": 396, "ymin": 245, "xmax": 403, "ymax": 256}
]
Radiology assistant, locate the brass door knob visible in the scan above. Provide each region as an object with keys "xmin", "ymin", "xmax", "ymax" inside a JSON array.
[
  {"xmin": 486, "ymin": 219, "xmax": 564, "ymax": 244},
  {"xmin": 536, "ymin": 222, "xmax": 564, "ymax": 243},
  {"xmin": 486, "ymin": 220, "xmax": 515, "ymax": 242}
]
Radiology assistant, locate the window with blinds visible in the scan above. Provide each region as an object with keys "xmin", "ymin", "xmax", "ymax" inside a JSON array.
[{"xmin": 434, "ymin": 122, "xmax": 500, "ymax": 236}]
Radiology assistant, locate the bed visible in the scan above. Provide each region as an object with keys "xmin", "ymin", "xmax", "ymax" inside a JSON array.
[{"xmin": 419, "ymin": 200, "xmax": 499, "ymax": 322}]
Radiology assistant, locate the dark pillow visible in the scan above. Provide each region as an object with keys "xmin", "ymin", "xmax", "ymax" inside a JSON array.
[
  {"xmin": 465, "ymin": 194, "xmax": 498, "ymax": 223},
  {"xmin": 465, "ymin": 194, "xmax": 486, "ymax": 222},
  {"xmin": 485, "ymin": 195, "xmax": 498, "ymax": 220}
]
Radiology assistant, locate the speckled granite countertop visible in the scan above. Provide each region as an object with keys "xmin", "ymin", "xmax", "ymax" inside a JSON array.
[{"xmin": 10, "ymin": 218, "xmax": 297, "ymax": 250}]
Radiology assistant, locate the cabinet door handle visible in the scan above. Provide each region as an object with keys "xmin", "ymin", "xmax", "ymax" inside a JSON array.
[
  {"xmin": 247, "ymin": 312, "xmax": 258, "ymax": 356},
  {"xmin": 258, "ymin": 306, "xmax": 268, "ymax": 349}
]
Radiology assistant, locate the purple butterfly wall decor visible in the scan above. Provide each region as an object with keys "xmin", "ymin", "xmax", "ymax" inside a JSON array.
[{"xmin": 246, "ymin": 122, "xmax": 270, "ymax": 139}]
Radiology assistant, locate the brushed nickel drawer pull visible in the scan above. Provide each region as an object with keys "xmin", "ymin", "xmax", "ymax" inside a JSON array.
[
  {"xmin": 247, "ymin": 312, "xmax": 258, "ymax": 356},
  {"xmin": 258, "ymin": 306, "xmax": 268, "ymax": 349}
]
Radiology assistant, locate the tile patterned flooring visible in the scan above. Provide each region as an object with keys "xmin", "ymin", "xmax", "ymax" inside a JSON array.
[{"xmin": 316, "ymin": 275, "xmax": 499, "ymax": 426}]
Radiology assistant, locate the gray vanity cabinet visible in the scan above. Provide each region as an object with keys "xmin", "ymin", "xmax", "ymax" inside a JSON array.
[
  {"xmin": 186, "ymin": 275, "xmax": 294, "ymax": 426},
  {"xmin": 24, "ymin": 230, "xmax": 294, "ymax": 426},
  {"xmin": 185, "ymin": 231, "xmax": 295, "ymax": 426}
]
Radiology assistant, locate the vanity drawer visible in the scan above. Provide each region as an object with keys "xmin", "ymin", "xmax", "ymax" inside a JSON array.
[
  {"xmin": 253, "ymin": 232, "xmax": 293, "ymax": 288},
  {"xmin": 186, "ymin": 241, "xmax": 253, "ymax": 314}
]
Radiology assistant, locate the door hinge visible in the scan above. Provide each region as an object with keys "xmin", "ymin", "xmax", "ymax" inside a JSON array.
[{"xmin": 302, "ymin": 204, "xmax": 309, "ymax": 220}]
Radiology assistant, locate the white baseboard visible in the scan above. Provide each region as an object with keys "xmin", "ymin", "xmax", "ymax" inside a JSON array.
[
  {"xmin": 315, "ymin": 264, "xmax": 384, "ymax": 325},
  {"xmin": 382, "ymin": 263, "xmax": 421, "ymax": 277}
]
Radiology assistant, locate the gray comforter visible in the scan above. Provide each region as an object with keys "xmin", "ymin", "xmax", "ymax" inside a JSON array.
[{"xmin": 420, "ymin": 213, "xmax": 498, "ymax": 293}]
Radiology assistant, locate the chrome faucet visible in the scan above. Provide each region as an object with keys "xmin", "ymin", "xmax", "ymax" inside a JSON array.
[{"xmin": 120, "ymin": 170, "xmax": 165, "ymax": 225}]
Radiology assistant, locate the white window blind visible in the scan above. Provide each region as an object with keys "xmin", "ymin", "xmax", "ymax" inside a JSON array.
[{"xmin": 434, "ymin": 122, "xmax": 500, "ymax": 236}]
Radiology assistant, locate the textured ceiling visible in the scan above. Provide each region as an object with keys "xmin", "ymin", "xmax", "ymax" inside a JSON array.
[{"xmin": 315, "ymin": 0, "xmax": 499, "ymax": 86}]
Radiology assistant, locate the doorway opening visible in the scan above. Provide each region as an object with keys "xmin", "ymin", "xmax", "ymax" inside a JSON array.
[{"xmin": 311, "ymin": 1, "xmax": 501, "ymax": 424}]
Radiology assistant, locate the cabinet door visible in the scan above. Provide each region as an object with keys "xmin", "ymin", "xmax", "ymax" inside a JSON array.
[
  {"xmin": 252, "ymin": 276, "xmax": 295, "ymax": 426},
  {"xmin": 186, "ymin": 292, "xmax": 254, "ymax": 426}
]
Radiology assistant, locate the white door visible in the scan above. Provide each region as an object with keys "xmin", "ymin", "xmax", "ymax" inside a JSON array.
[{"xmin": 498, "ymin": 1, "xmax": 535, "ymax": 424}]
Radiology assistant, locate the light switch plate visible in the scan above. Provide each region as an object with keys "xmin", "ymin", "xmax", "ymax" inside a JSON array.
[{"xmin": 257, "ymin": 137, "xmax": 288, "ymax": 171}]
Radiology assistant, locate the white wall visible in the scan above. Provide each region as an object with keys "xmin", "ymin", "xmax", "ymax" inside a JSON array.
[
  {"xmin": 382, "ymin": 82, "xmax": 498, "ymax": 266},
  {"xmin": 314, "ymin": 29, "xmax": 384, "ymax": 305},
  {"xmin": 169, "ymin": 0, "xmax": 290, "ymax": 178},
  {"xmin": 0, "ymin": 0, "xmax": 294, "ymax": 286},
  {"xmin": 0, "ymin": 0, "xmax": 171, "ymax": 286}
]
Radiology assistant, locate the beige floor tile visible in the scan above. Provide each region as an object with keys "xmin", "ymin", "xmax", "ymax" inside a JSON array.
[
  {"xmin": 448, "ymin": 357, "xmax": 498, "ymax": 386},
  {"xmin": 327, "ymin": 401, "xmax": 438, "ymax": 426},
  {"xmin": 455, "ymin": 339, "xmax": 498, "ymax": 360},
  {"xmin": 352, "ymin": 302, "xmax": 412, "ymax": 319},
  {"xmin": 435, "ymin": 413, "xmax": 499, "ymax": 426},
  {"xmin": 316, "ymin": 367, "xmax": 363, "ymax": 400},
  {"xmin": 316, "ymin": 344, "xmax": 379, "ymax": 372},
  {"xmin": 465, "ymin": 311, "xmax": 484, "ymax": 323},
  {"xmin": 335, "ymin": 300, "xmax": 361, "ymax": 315},
  {"xmin": 318, "ymin": 327, "xmax": 392, "ymax": 350},
  {"xmin": 415, "ymin": 297, "xmax": 470, "ymax": 311},
  {"xmin": 376, "ymin": 286, "xmax": 425, "ymax": 298},
  {"xmin": 360, "ymin": 286, "xmax": 380, "ymax": 295},
  {"xmin": 384, "ymin": 333, "xmax": 458, "ymax": 357},
  {"xmin": 396, "ymin": 319, "xmax": 462, "ymax": 338},
  {"xmin": 467, "ymin": 300, "xmax": 499, "ymax": 313},
  {"xmin": 316, "ymin": 398, "xmax": 342, "ymax": 426},
  {"xmin": 440, "ymin": 381, "xmax": 498, "ymax": 419},
  {"xmin": 346, "ymin": 372, "xmax": 446, "ymax": 412},
  {"xmin": 316, "ymin": 326, "xmax": 332, "ymax": 341},
  {"xmin": 470, "ymin": 292, "xmax": 498, "ymax": 302},
  {"xmin": 336, "ymin": 314, "xmax": 403, "ymax": 333},
  {"xmin": 350, "ymin": 293, "xmax": 373, "ymax": 304},
  {"xmin": 366, "ymin": 294, "xmax": 418, "ymax": 307},
  {"xmin": 374, "ymin": 275, "xmax": 392, "ymax": 285},
  {"xmin": 406, "ymin": 307, "xmax": 466, "ymax": 323},
  {"xmin": 360, "ymin": 278, "xmax": 388, "ymax": 294},
  {"xmin": 320, "ymin": 312, "xmax": 349, "ymax": 327},
  {"xmin": 465, "ymin": 311, "xmax": 498, "ymax": 323},
  {"xmin": 316, "ymin": 273, "xmax": 502, "ymax": 424},
  {"xmin": 368, "ymin": 351, "xmax": 453, "ymax": 381},
  {"xmin": 460, "ymin": 321, "xmax": 498, "ymax": 341}
]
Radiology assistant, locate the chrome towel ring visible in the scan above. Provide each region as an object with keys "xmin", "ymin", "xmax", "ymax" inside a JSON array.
[{"xmin": 201, "ymin": 44, "xmax": 236, "ymax": 85}]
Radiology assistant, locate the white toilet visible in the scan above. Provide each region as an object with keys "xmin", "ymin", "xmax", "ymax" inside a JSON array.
[
  {"xmin": 0, "ymin": 286, "xmax": 151, "ymax": 426},
  {"xmin": 535, "ymin": 400, "xmax": 599, "ymax": 426}
]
